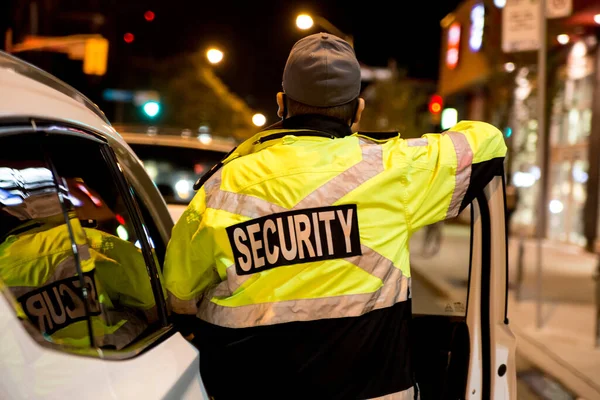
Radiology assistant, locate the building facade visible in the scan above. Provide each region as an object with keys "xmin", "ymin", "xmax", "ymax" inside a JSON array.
[{"xmin": 438, "ymin": 0, "xmax": 600, "ymax": 248}]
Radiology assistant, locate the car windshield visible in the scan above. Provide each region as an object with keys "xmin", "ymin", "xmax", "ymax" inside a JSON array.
[{"xmin": 128, "ymin": 143, "xmax": 225, "ymax": 205}]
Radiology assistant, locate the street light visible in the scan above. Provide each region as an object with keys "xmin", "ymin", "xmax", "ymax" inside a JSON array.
[
  {"xmin": 294, "ymin": 13, "xmax": 353, "ymax": 47},
  {"xmin": 252, "ymin": 113, "xmax": 266, "ymax": 127},
  {"xmin": 206, "ymin": 48, "xmax": 224, "ymax": 64},
  {"xmin": 296, "ymin": 14, "xmax": 314, "ymax": 30}
]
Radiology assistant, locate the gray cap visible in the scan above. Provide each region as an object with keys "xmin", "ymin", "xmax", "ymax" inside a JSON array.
[{"xmin": 282, "ymin": 33, "xmax": 361, "ymax": 107}]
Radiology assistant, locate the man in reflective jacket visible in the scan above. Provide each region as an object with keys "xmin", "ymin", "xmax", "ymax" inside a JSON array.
[{"xmin": 164, "ymin": 33, "xmax": 507, "ymax": 399}]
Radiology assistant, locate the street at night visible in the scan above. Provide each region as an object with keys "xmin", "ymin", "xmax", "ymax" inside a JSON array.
[{"xmin": 2, "ymin": 0, "xmax": 600, "ymax": 399}]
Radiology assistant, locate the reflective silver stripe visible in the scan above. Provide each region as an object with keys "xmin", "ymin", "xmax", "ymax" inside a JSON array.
[
  {"xmin": 198, "ymin": 268, "xmax": 409, "ymax": 328},
  {"xmin": 168, "ymin": 290, "xmax": 200, "ymax": 314},
  {"xmin": 445, "ymin": 131, "xmax": 473, "ymax": 219},
  {"xmin": 204, "ymin": 170, "xmax": 288, "ymax": 218},
  {"xmin": 367, "ymin": 386, "xmax": 415, "ymax": 400},
  {"xmin": 407, "ymin": 138, "xmax": 428, "ymax": 147},
  {"xmin": 225, "ymin": 263, "xmax": 251, "ymax": 293},
  {"xmin": 293, "ymin": 140, "xmax": 384, "ymax": 209}
]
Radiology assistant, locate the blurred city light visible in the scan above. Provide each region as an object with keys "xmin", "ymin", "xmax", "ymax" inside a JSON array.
[
  {"xmin": 198, "ymin": 133, "xmax": 213, "ymax": 145},
  {"xmin": 594, "ymin": 14, "xmax": 600, "ymax": 24},
  {"xmin": 144, "ymin": 11, "xmax": 155, "ymax": 22},
  {"xmin": 206, "ymin": 48, "xmax": 224, "ymax": 64},
  {"xmin": 175, "ymin": 179, "xmax": 192, "ymax": 200},
  {"xmin": 123, "ymin": 33, "xmax": 135, "ymax": 43},
  {"xmin": 494, "ymin": 0, "xmax": 506, "ymax": 8},
  {"xmin": 504, "ymin": 62, "xmax": 516, "ymax": 72},
  {"xmin": 143, "ymin": 101, "xmax": 160, "ymax": 118},
  {"xmin": 549, "ymin": 199, "xmax": 564, "ymax": 214},
  {"xmin": 513, "ymin": 171, "xmax": 536, "ymax": 188},
  {"xmin": 469, "ymin": 4, "xmax": 485, "ymax": 52},
  {"xmin": 116, "ymin": 225, "xmax": 129, "ymax": 241},
  {"xmin": 296, "ymin": 14, "xmax": 314, "ymax": 30},
  {"xmin": 252, "ymin": 113, "xmax": 267, "ymax": 127},
  {"xmin": 571, "ymin": 41, "xmax": 587, "ymax": 58},
  {"xmin": 557, "ymin": 34, "xmax": 570, "ymax": 45},
  {"xmin": 441, "ymin": 108, "xmax": 458, "ymax": 130}
]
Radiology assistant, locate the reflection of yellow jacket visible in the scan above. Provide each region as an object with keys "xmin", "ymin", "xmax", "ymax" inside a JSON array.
[
  {"xmin": 164, "ymin": 120, "xmax": 507, "ymax": 327},
  {"xmin": 0, "ymin": 217, "xmax": 156, "ymax": 349}
]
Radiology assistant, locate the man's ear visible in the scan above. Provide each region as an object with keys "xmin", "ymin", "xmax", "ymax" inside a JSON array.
[
  {"xmin": 353, "ymin": 98, "xmax": 365, "ymax": 124},
  {"xmin": 277, "ymin": 92, "xmax": 285, "ymax": 118}
]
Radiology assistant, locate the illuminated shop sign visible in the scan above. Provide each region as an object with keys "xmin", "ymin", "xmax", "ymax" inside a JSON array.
[
  {"xmin": 446, "ymin": 22, "xmax": 461, "ymax": 70},
  {"xmin": 470, "ymin": 3, "xmax": 484, "ymax": 52}
]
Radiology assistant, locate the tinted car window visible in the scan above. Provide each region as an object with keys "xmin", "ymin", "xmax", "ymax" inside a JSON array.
[
  {"xmin": 0, "ymin": 132, "xmax": 166, "ymax": 351},
  {"xmin": 129, "ymin": 144, "xmax": 224, "ymax": 204},
  {"xmin": 0, "ymin": 134, "xmax": 93, "ymax": 347},
  {"xmin": 45, "ymin": 134, "xmax": 165, "ymax": 349}
]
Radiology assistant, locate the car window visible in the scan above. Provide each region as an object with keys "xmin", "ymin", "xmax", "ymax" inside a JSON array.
[
  {"xmin": 128, "ymin": 143, "xmax": 225, "ymax": 204},
  {"xmin": 0, "ymin": 134, "xmax": 95, "ymax": 347},
  {"xmin": 0, "ymin": 131, "xmax": 168, "ymax": 352}
]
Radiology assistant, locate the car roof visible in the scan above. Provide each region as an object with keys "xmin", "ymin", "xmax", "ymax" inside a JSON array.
[
  {"xmin": 0, "ymin": 51, "xmax": 123, "ymax": 142},
  {"xmin": 116, "ymin": 126, "xmax": 237, "ymax": 154}
]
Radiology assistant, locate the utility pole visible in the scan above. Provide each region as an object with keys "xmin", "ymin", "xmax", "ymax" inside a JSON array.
[{"xmin": 535, "ymin": 0, "xmax": 547, "ymax": 330}]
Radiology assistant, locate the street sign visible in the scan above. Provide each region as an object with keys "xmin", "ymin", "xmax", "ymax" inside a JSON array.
[
  {"xmin": 83, "ymin": 37, "xmax": 109, "ymax": 76},
  {"xmin": 502, "ymin": 0, "xmax": 541, "ymax": 53},
  {"xmin": 133, "ymin": 90, "xmax": 160, "ymax": 107},
  {"xmin": 546, "ymin": 0, "xmax": 572, "ymax": 19},
  {"xmin": 102, "ymin": 89, "xmax": 134, "ymax": 102}
]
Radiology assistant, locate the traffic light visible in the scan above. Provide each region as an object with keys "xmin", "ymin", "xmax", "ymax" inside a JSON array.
[
  {"xmin": 144, "ymin": 11, "xmax": 155, "ymax": 22},
  {"xmin": 142, "ymin": 101, "xmax": 160, "ymax": 118},
  {"xmin": 428, "ymin": 94, "xmax": 443, "ymax": 126},
  {"xmin": 428, "ymin": 94, "xmax": 443, "ymax": 114},
  {"xmin": 124, "ymin": 33, "xmax": 135, "ymax": 44}
]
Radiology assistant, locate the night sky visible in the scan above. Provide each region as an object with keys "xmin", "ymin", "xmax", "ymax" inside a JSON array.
[{"xmin": 3, "ymin": 0, "xmax": 463, "ymax": 122}]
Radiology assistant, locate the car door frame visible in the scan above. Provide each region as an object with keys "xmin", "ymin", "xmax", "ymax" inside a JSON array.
[{"xmin": 465, "ymin": 175, "xmax": 517, "ymax": 399}]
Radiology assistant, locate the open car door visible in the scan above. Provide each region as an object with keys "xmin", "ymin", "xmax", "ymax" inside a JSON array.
[{"xmin": 411, "ymin": 175, "xmax": 517, "ymax": 399}]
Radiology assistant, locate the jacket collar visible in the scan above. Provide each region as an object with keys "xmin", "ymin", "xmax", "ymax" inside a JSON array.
[{"xmin": 276, "ymin": 114, "xmax": 353, "ymax": 138}]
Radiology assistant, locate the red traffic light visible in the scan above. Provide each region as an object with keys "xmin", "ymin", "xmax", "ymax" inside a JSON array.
[
  {"xmin": 428, "ymin": 94, "xmax": 443, "ymax": 114},
  {"xmin": 124, "ymin": 32, "xmax": 135, "ymax": 43},
  {"xmin": 144, "ymin": 10, "xmax": 155, "ymax": 22}
]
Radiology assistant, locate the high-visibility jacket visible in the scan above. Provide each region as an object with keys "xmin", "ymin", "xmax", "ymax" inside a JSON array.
[
  {"xmin": 0, "ymin": 216, "xmax": 157, "ymax": 349},
  {"xmin": 164, "ymin": 115, "xmax": 507, "ymax": 399}
]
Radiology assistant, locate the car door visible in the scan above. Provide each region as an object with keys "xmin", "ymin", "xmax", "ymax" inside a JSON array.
[
  {"xmin": 0, "ymin": 122, "xmax": 209, "ymax": 399},
  {"xmin": 410, "ymin": 174, "xmax": 517, "ymax": 399}
]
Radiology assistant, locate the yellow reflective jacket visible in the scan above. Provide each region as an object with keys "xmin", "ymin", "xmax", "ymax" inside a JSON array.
[
  {"xmin": 164, "ymin": 119, "xmax": 507, "ymax": 328},
  {"xmin": 0, "ymin": 217, "xmax": 156, "ymax": 349}
]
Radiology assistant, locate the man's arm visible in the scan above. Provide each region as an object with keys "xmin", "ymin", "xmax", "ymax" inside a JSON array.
[
  {"xmin": 164, "ymin": 188, "xmax": 220, "ymax": 317},
  {"xmin": 388, "ymin": 120, "xmax": 507, "ymax": 232}
]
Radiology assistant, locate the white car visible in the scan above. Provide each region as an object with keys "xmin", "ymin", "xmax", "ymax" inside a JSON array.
[
  {"xmin": 115, "ymin": 126, "xmax": 236, "ymax": 222},
  {"xmin": 0, "ymin": 51, "xmax": 516, "ymax": 399}
]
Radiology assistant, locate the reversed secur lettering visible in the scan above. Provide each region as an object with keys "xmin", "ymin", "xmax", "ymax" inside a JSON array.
[
  {"xmin": 18, "ymin": 270, "xmax": 101, "ymax": 335},
  {"xmin": 227, "ymin": 204, "xmax": 362, "ymax": 275}
]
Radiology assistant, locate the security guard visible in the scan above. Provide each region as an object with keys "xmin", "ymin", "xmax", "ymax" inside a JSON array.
[
  {"xmin": 164, "ymin": 33, "xmax": 507, "ymax": 399},
  {"xmin": 0, "ymin": 174, "xmax": 157, "ymax": 349}
]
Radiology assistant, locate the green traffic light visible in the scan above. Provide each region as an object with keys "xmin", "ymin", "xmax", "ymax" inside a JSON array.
[{"xmin": 143, "ymin": 101, "xmax": 160, "ymax": 118}]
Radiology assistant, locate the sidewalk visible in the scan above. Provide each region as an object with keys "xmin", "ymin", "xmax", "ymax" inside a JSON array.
[{"xmin": 410, "ymin": 224, "xmax": 600, "ymax": 400}]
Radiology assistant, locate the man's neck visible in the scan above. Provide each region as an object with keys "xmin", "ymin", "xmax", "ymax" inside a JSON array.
[{"xmin": 281, "ymin": 114, "xmax": 352, "ymax": 138}]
